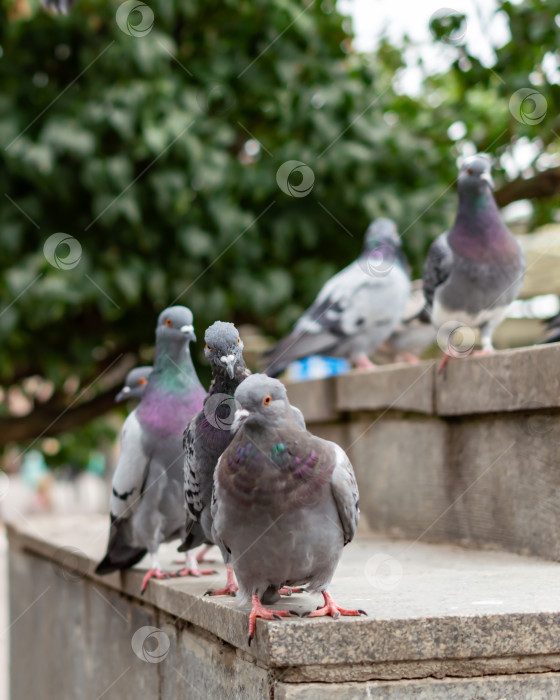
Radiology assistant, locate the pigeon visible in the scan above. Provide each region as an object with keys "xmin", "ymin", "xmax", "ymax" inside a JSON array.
[
  {"xmin": 95, "ymin": 306, "xmax": 210, "ymax": 593},
  {"xmin": 262, "ymin": 218, "xmax": 411, "ymax": 375},
  {"xmin": 180, "ymin": 322, "xmax": 309, "ymax": 596},
  {"xmin": 211, "ymin": 374, "xmax": 366, "ymax": 644},
  {"xmin": 40, "ymin": 0, "xmax": 76, "ymax": 13},
  {"xmin": 544, "ymin": 311, "xmax": 560, "ymax": 344},
  {"xmin": 115, "ymin": 366, "xmax": 153, "ymax": 403},
  {"xmin": 180, "ymin": 321, "xmax": 251, "ymax": 595},
  {"xmin": 422, "ymin": 154, "xmax": 526, "ymax": 369},
  {"xmin": 373, "ymin": 281, "xmax": 436, "ymax": 363}
]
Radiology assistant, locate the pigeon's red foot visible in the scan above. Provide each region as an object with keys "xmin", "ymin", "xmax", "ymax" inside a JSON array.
[
  {"xmin": 279, "ymin": 586, "xmax": 305, "ymax": 596},
  {"xmin": 303, "ymin": 591, "xmax": 367, "ymax": 619},
  {"xmin": 175, "ymin": 566, "xmax": 215, "ymax": 578},
  {"xmin": 353, "ymin": 354, "xmax": 377, "ymax": 371},
  {"xmin": 438, "ymin": 352, "xmax": 452, "ymax": 372},
  {"xmin": 204, "ymin": 564, "xmax": 238, "ymax": 597},
  {"xmin": 248, "ymin": 594, "xmax": 292, "ymax": 645},
  {"xmin": 473, "ymin": 348, "xmax": 494, "ymax": 357},
  {"xmin": 399, "ymin": 352, "xmax": 420, "ymax": 365},
  {"xmin": 140, "ymin": 569, "xmax": 174, "ymax": 595}
]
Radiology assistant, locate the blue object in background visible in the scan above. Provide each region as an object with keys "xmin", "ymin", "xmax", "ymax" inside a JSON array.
[
  {"xmin": 21, "ymin": 451, "xmax": 49, "ymax": 489},
  {"xmin": 287, "ymin": 355, "xmax": 351, "ymax": 382}
]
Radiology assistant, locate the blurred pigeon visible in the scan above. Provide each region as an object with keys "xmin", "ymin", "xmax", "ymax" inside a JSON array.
[
  {"xmin": 262, "ymin": 218, "xmax": 411, "ymax": 375},
  {"xmin": 544, "ymin": 310, "xmax": 560, "ymax": 344},
  {"xmin": 115, "ymin": 366, "xmax": 153, "ymax": 403},
  {"xmin": 95, "ymin": 306, "xmax": 209, "ymax": 593},
  {"xmin": 423, "ymin": 155, "xmax": 525, "ymax": 369},
  {"xmin": 180, "ymin": 321, "xmax": 250, "ymax": 595},
  {"xmin": 41, "ymin": 0, "xmax": 76, "ymax": 13},
  {"xmin": 373, "ymin": 281, "xmax": 436, "ymax": 363},
  {"xmin": 211, "ymin": 374, "xmax": 366, "ymax": 645}
]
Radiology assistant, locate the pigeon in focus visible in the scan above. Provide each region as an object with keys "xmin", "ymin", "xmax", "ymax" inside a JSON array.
[
  {"xmin": 180, "ymin": 321, "xmax": 250, "ymax": 595},
  {"xmin": 422, "ymin": 154, "xmax": 526, "ymax": 369},
  {"xmin": 95, "ymin": 306, "xmax": 210, "ymax": 593},
  {"xmin": 211, "ymin": 374, "xmax": 366, "ymax": 644},
  {"xmin": 115, "ymin": 366, "xmax": 153, "ymax": 403},
  {"xmin": 262, "ymin": 218, "xmax": 411, "ymax": 375},
  {"xmin": 373, "ymin": 281, "xmax": 436, "ymax": 363}
]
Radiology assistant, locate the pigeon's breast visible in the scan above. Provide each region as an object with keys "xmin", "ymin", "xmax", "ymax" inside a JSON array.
[
  {"xmin": 137, "ymin": 391, "xmax": 203, "ymax": 437},
  {"xmin": 435, "ymin": 250, "xmax": 524, "ymax": 321}
]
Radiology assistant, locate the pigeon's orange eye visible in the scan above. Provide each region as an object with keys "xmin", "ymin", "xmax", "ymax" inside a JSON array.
[
  {"xmin": 165, "ymin": 319, "xmax": 173, "ymax": 327},
  {"xmin": 263, "ymin": 395, "xmax": 272, "ymax": 406},
  {"xmin": 238, "ymin": 337, "xmax": 241, "ymax": 344},
  {"xmin": 466, "ymin": 168, "xmax": 473, "ymax": 175},
  {"xmin": 206, "ymin": 344, "xmax": 211, "ymax": 351},
  {"xmin": 138, "ymin": 377, "xmax": 148, "ymax": 386}
]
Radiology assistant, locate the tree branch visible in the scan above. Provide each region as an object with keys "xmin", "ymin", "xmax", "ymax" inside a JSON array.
[
  {"xmin": 495, "ymin": 166, "xmax": 560, "ymax": 207},
  {"xmin": 0, "ymin": 388, "xmax": 121, "ymax": 448}
]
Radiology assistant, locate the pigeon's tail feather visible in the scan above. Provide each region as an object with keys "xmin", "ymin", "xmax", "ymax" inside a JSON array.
[
  {"xmin": 262, "ymin": 331, "xmax": 336, "ymax": 377},
  {"xmin": 95, "ymin": 516, "xmax": 147, "ymax": 575},
  {"xmin": 545, "ymin": 313, "xmax": 560, "ymax": 343},
  {"xmin": 177, "ymin": 520, "xmax": 205, "ymax": 553},
  {"xmin": 95, "ymin": 547, "xmax": 147, "ymax": 575}
]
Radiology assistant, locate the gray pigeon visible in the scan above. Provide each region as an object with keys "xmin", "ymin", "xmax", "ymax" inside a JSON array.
[
  {"xmin": 263, "ymin": 218, "xmax": 411, "ymax": 375},
  {"xmin": 40, "ymin": 0, "xmax": 76, "ymax": 13},
  {"xmin": 422, "ymin": 155, "xmax": 526, "ymax": 368},
  {"xmin": 373, "ymin": 281, "xmax": 436, "ymax": 363},
  {"xmin": 95, "ymin": 306, "xmax": 210, "ymax": 593},
  {"xmin": 211, "ymin": 374, "xmax": 365, "ymax": 644},
  {"xmin": 180, "ymin": 322, "xmax": 306, "ymax": 597},
  {"xmin": 181, "ymin": 321, "xmax": 251, "ymax": 596},
  {"xmin": 115, "ymin": 366, "xmax": 153, "ymax": 403}
]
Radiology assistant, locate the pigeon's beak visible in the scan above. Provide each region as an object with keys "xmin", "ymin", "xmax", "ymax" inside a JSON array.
[
  {"xmin": 221, "ymin": 355, "xmax": 236, "ymax": 379},
  {"xmin": 480, "ymin": 171, "xmax": 494, "ymax": 190},
  {"xmin": 180, "ymin": 324, "xmax": 196, "ymax": 341},
  {"xmin": 231, "ymin": 408, "xmax": 250, "ymax": 433},
  {"xmin": 115, "ymin": 386, "xmax": 130, "ymax": 403}
]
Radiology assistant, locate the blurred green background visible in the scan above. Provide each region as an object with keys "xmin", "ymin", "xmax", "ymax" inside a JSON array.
[{"xmin": 1, "ymin": 0, "xmax": 559, "ymax": 468}]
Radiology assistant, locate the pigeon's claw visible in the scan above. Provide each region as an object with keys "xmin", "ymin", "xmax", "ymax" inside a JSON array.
[
  {"xmin": 176, "ymin": 566, "xmax": 216, "ymax": 578},
  {"xmin": 204, "ymin": 564, "xmax": 238, "ymax": 596},
  {"xmin": 248, "ymin": 594, "xmax": 292, "ymax": 645},
  {"xmin": 353, "ymin": 354, "xmax": 377, "ymax": 371},
  {"xmin": 279, "ymin": 586, "xmax": 305, "ymax": 596},
  {"xmin": 302, "ymin": 591, "xmax": 367, "ymax": 619},
  {"xmin": 140, "ymin": 568, "xmax": 174, "ymax": 595},
  {"xmin": 438, "ymin": 352, "xmax": 452, "ymax": 372}
]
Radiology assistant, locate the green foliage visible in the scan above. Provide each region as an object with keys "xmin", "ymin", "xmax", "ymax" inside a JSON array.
[{"xmin": 0, "ymin": 0, "xmax": 558, "ymax": 462}]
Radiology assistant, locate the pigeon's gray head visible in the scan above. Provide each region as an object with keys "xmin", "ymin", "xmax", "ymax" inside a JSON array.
[
  {"xmin": 204, "ymin": 321, "xmax": 244, "ymax": 379},
  {"xmin": 156, "ymin": 306, "xmax": 196, "ymax": 343},
  {"xmin": 458, "ymin": 154, "xmax": 494, "ymax": 193},
  {"xmin": 115, "ymin": 366, "xmax": 153, "ymax": 403},
  {"xmin": 232, "ymin": 374, "xmax": 291, "ymax": 431},
  {"xmin": 363, "ymin": 218, "xmax": 401, "ymax": 251}
]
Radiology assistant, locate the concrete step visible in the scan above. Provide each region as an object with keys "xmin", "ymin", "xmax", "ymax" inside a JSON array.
[{"xmin": 7, "ymin": 516, "xmax": 560, "ymax": 698}]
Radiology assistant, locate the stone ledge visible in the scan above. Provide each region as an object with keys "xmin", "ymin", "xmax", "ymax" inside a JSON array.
[
  {"xmin": 284, "ymin": 344, "xmax": 560, "ymax": 420},
  {"xmin": 8, "ymin": 516, "xmax": 560, "ymax": 682}
]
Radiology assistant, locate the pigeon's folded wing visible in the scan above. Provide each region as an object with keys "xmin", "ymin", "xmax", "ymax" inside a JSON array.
[
  {"xmin": 329, "ymin": 442, "xmax": 359, "ymax": 545},
  {"xmin": 110, "ymin": 411, "xmax": 150, "ymax": 520},
  {"xmin": 422, "ymin": 233, "xmax": 454, "ymax": 312},
  {"xmin": 264, "ymin": 261, "xmax": 400, "ymax": 374},
  {"xmin": 183, "ymin": 416, "xmax": 203, "ymax": 524}
]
